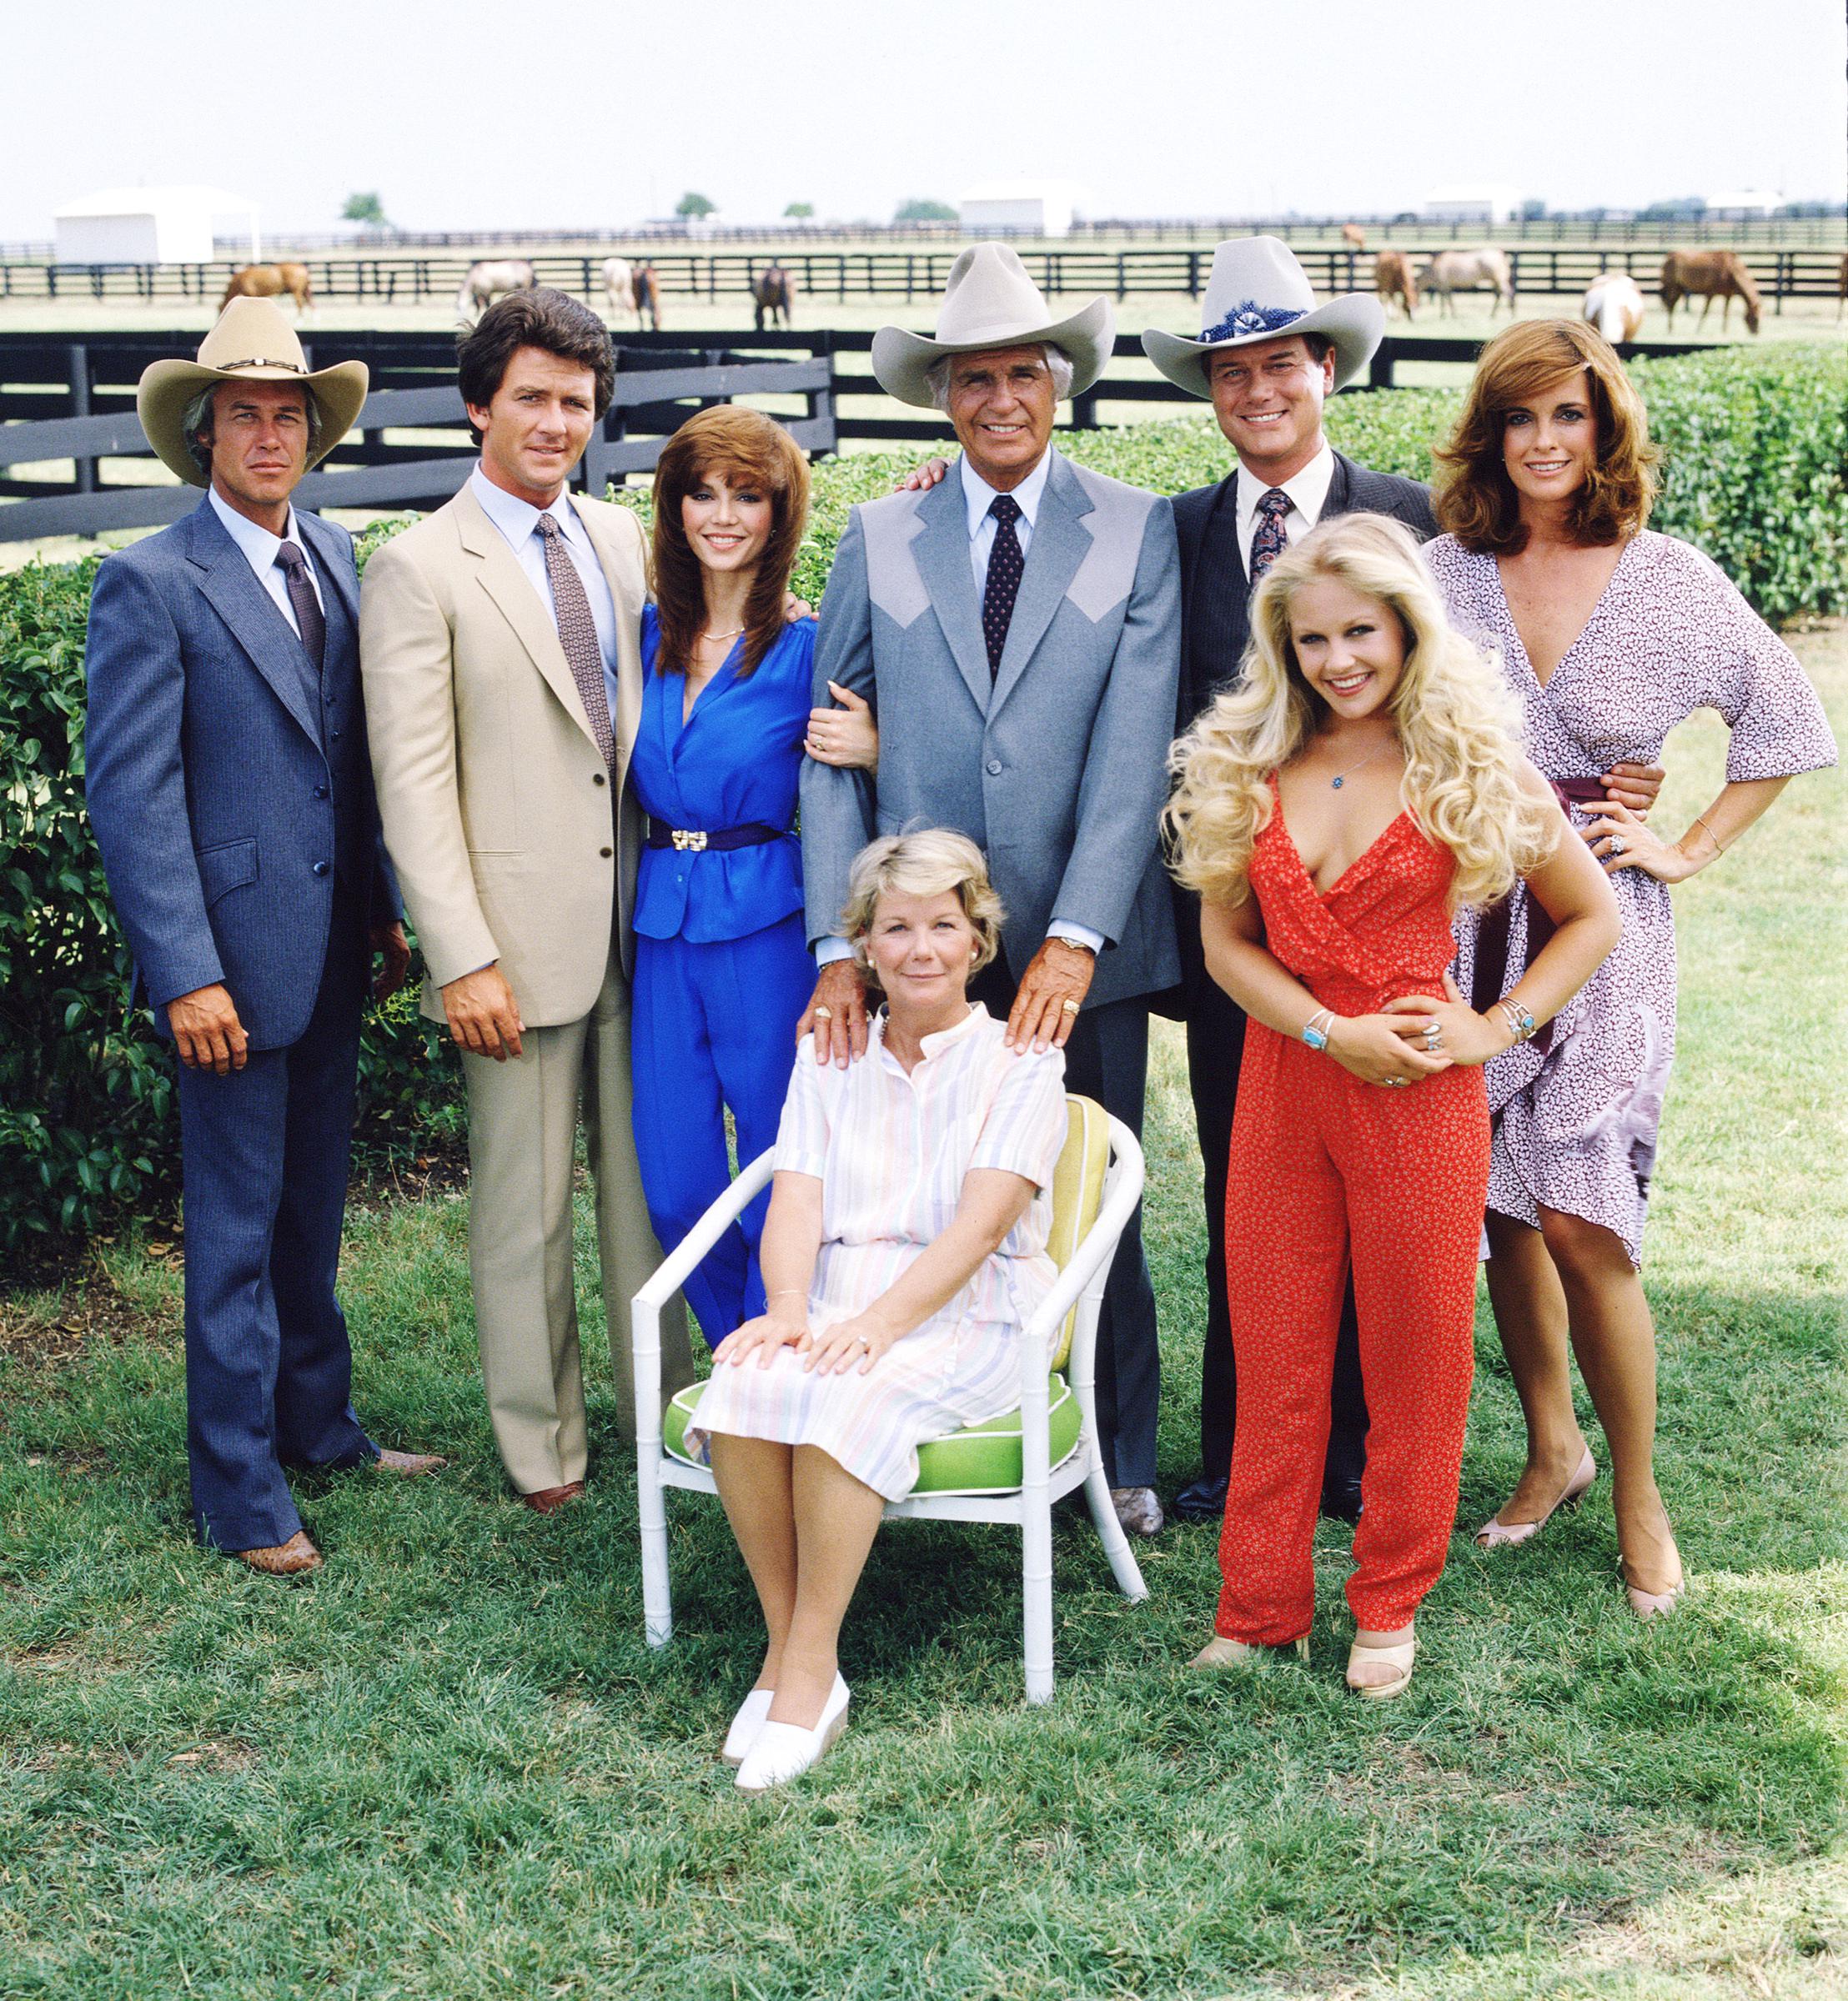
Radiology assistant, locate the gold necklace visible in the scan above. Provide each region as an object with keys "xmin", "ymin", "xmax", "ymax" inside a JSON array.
[{"xmin": 699, "ymin": 624, "xmax": 746, "ymax": 644}]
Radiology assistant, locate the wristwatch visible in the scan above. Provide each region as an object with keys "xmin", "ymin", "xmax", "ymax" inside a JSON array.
[{"xmin": 1048, "ymin": 935, "xmax": 1097, "ymax": 959}]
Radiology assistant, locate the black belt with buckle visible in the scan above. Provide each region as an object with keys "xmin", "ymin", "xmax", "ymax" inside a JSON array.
[{"xmin": 644, "ymin": 818, "xmax": 787, "ymax": 853}]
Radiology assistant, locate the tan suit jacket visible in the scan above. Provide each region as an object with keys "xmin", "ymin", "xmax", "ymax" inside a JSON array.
[{"xmin": 359, "ymin": 482, "xmax": 649, "ymax": 1024}]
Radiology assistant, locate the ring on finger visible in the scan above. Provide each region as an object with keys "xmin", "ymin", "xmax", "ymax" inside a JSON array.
[
  {"xmin": 813, "ymin": 1006, "xmax": 833, "ymax": 1021},
  {"xmin": 1609, "ymin": 835, "xmax": 1627, "ymax": 855}
]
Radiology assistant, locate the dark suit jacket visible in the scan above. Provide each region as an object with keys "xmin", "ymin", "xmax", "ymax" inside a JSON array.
[
  {"xmin": 1163, "ymin": 449, "xmax": 1439, "ymax": 1020},
  {"xmin": 85, "ymin": 498, "xmax": 397, "ymax": 1050}
]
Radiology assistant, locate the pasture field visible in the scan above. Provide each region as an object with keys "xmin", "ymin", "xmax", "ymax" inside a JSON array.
[{"xmin": 2, "ymin": 629, "xmax": 1843, "ymax": 1999}]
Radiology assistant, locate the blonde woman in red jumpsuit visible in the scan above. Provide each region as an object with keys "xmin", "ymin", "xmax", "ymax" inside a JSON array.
[{"xmin": 1165, "ymin": 514, "xmax": 1619, "ymax": 1699}]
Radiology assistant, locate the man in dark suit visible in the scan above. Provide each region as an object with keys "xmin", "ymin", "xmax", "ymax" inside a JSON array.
[
  {"xmin": 85, "ymin": 298, "xmax": 442, "ymax": 1576},
  {"xmin": 1142, "ymin": 239, "xmax": 1434, "ymax": 1524}
]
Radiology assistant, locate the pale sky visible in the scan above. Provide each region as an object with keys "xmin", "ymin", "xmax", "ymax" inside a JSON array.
[{"xmin": 6, "ymin": 0, "xmax": 1844, "ymax": 242}]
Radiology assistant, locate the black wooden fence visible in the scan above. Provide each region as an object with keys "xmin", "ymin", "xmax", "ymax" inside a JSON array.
[
  {"xmin": 0, "ymin": 325, "xmax": 1720, "ymax": 543},
  {"xmin": 3, "ymin": 244, "xmax": 1843, "ymax": 310}
]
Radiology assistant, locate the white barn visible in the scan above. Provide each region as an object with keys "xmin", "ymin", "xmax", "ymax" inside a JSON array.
[
  {"xmin": 53, "ymin": 185, "xmax": 260, "ymax": 265},
  {"xmin": 959, "ymin": 182, "xmax": 1077, "ymax": 238},
  {"xmin": 1421, "ymin": 183, "xmax": 1524, "ymax": 227},
  {"xmin": 1704, "ymin": 189, "xmax": 1783, "ymax": 220}
]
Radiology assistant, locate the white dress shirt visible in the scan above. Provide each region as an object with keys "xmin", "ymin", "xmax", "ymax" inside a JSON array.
[
  {"xmin": 960, "ymin": 449, "xmax": 1052, "ymax": 595},
  {"xmin": 1234, "ymin": 442, "xmax": 1337, "ymax": 574},
  {"xmin": 208, "ymin": 484, "xmax": 324, "ymax": 637},
  {"xmin": 468, "ymin": 465, "xmax": 623, "ymax": 724},
  {"xmin": 815, "ymin": 447, "xmax": 1100, "ymax": 968}
]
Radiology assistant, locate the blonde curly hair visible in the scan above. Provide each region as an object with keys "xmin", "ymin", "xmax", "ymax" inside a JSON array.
[{"xmin": 1165, "ymin": 512, "xmax": 1556, "ymax": 910}]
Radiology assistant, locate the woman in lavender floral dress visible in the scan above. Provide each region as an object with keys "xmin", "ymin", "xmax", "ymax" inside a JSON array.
[{"xmin": 1424, "ymin": 320, "xmax": 1835, "ymax": 1617}]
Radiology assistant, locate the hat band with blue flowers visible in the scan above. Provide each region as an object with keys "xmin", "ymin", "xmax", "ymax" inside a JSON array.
[{"xmin": 1198, "ymin": 300, "xmax": 1307, "ymax": 344}]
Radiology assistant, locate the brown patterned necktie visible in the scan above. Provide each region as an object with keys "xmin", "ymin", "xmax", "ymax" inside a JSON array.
[{"xmin": 535, "ymin": 512, "xmax": 615, "ymax": 765}]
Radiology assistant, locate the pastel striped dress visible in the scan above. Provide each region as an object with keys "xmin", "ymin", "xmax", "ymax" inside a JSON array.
[{"xmin": 685, "ymin": 1003, "xmax": 1068, "ymax": 1500}]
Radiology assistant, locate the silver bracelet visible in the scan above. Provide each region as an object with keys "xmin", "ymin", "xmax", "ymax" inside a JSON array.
[
  {"xmin": 1302, "ymin": 1007, "xmax": 1336, "ymax": 1052},
  {"xmin": 1495, "ymin": 998, "xmax": 1538, "ymax": 1045}
]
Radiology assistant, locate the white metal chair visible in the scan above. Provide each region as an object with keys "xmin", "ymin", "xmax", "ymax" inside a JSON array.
[{"xmin": 631, "ymin": 1094, "xmax": 1149, "ymax": 1703}]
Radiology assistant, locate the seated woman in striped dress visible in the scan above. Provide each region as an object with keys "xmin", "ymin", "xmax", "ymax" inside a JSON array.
[{"xmin": 684, "ymin": 830, "xmax": 1069, "ymax": 1794}]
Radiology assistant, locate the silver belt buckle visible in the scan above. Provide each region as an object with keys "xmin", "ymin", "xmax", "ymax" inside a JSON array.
[{"xmin": 670, "ymin": 827, "xmax": 707, "ymax": 852}]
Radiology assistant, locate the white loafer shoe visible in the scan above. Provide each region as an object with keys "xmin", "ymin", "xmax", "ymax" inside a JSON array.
[
  {"xmin": 721, "ymin": 1688, "xmax": 775, "ymax": 1766},
  {"xmin": 734, "ymin": 1674, "xmax": 850, "ymax": 1794}
]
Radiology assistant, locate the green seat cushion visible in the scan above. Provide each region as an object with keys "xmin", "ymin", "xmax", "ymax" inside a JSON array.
[{"xmin": 663, "ymin": 1373, "xmax": 1082, "ymax": 1497}]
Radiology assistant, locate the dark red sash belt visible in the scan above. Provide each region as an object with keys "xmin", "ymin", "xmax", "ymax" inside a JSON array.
[{"xmin": 1471, "ymin": 777, "xmax": 1609, "ymax": 1056}]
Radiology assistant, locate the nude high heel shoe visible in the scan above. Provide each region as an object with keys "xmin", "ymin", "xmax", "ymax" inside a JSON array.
[
  {"xmin": 1345, "ymin": 1632, "xmax": 1417, "ymax": 1701},
  {"xmin": 1474, "ymin": 1446, "xmax": 1596, "ymax": 1548},
  {"xmin": 721, "ymin": 1688, "xmax": 775, "ymax": 1766},
  {"xmin": 734, "ymin": 1675, "xmax": 850, "ymax": 1794},
  {"xmin": 1188, "ymin": 1634, "xmax": 1309, "ymax": 1668},
  {"xmin": 1622, "ymin": 1564, "xmax": 1688, "ymax": 1620}
]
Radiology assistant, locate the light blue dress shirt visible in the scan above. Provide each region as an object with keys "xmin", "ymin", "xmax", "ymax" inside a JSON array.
[
  {"xmin": 208, "ymin": 485, "xmax": 324, "ymax": 634},
  {"xmin": 468, "ymin": 464, "xmax": 623, "ymax": 725}
]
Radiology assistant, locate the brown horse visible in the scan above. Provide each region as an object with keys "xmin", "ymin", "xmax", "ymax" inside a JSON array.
[
  {"xmin": 1374, "ymin": 248, "xmax": 1417, "ymax": 319},
  {"xmin": 751, "ymin": 261, "xmax": 796, "ymax": 330},
  {"xmin": 1660, "ymin": 250, "xmax": 1761, "ymax": 336},
  {"xmin": 1341, "ymin": 223, "xmax": 1367, "ymax": 251},
  {"xmin": 631, "ymin": 260, "xmax": 662, "ymax": 332},
  {"xmin": 221, "ymin": 262, "xmax": 313, "ymax": 313}
]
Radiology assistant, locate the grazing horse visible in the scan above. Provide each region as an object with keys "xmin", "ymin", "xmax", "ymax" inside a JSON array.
[
  {"xmin": 751, "ymin": 261, "xmax": 797, "ymax": 330},
  {"xmin": 601, "ymin": 256, "xmax": 640, "ymax": 326},
  {"xmin": 1659, "ymin": 250, "xmax": 1761, "ymax": 336},
  {"xmin": 1373, "ymin": 248, "xmax": 1417, "ymax": 319},
  {"xmin": 1415, "ymin": 246, "xmax": 1515, "ymax": 317},
  {"xmin": 455, "ymin": 258, "xmax": 535, "ymax": 321},
  {"xmin": 220, "ymin": 262, "xmax": 313, "ymax": 314},
  {"xmin": 1341, "ymin": 223, "xmax": 1367, "ymax": 250},
  {"xmin": 1582, "ymin": 273, "xmax": 1645, "ymax": 345},
  {"xmin": 631, "ymin": 260, "xmax": 661, "ymax": 332}
]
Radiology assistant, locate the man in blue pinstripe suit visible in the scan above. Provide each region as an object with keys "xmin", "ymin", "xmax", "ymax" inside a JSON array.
[{"xmin": 84, "ymin": 300, "xmax": 443, "ymax": 1575}]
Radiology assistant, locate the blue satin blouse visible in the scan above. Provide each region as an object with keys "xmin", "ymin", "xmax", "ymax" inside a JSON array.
[{"xmin": 631, "ymin": 605, "xmax": 817, "ymax": 943}]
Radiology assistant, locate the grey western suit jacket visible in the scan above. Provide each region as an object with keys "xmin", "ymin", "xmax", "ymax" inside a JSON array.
[{"xmin": 801, "ymin": 449, "xmax": 1183, "ymax": 1010}]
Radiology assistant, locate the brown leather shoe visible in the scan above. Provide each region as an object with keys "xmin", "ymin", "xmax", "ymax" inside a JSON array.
[
  {"xmin": 375, "ymin": 1447, "xmax": 447, "ymax": 1477},
  {"xmin": 235, "ymin": 1531, "xmax": 323, "ymax": 1576},
  {"xmin": 520, "ymin": 1481, "xmax": 586, "ymax": 1515}
]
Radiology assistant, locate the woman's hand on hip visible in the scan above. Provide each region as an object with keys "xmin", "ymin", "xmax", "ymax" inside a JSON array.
[
  {"xmin": 715, "ymin": 1310, "xmax": 810, "ymax": 1369},
  {"xmin": 802, "ymin": 1313, "xmax": 896, "ymax": 1377},
  {"xmin": 1579, "ymin": 800, "xmax": 1696, "ymax": 882},
  {"xmin": 1325, "ymin": 1011, "xmax": 1454, "ymax": 1086},
  {"xmin": 1382, "ymin": 975, "xmax": 1506, "ymax": 1068}
]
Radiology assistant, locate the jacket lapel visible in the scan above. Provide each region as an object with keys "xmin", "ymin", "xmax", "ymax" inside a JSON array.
[
  {"xmin": 570, "ymin": 494, "xmax": 645, "ymax": 766},
  {"xmin": 183, "ymin": 500, "xmax": 323, "ymax": 745},
  {"xmin": 1323, "ymin": 450, "xmax": 1354, "ymax": 521},
  {"xmin": 913, "ymin": 472, "xmax": 993, "ymax": 715},
  {"xmin": 454, "ymin": 484, "xmax": 600, "ymax": 753},
  {"xmin": 990, "ymin": 451, "xmax": 1089, "ymax": 715}
]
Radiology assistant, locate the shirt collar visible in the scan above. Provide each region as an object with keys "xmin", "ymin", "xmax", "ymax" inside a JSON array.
[
  {"xmin": 470, "ymin": 463, "xmax": 580, "ymax": 551},
  {"xmin": 871, "ymin": 1000, "xmax": 990, "ymax": 1063},
  {"xmin": 208, "ymin": 484, "xmax": 304, "ymax": 571},
  {"xmin": 959, "ymin": 450, "xmax": 1052, "ymax": 541},
  {"xmin": 1235, "ymin": 441, "xmax": 1337, "ymax": 534}
]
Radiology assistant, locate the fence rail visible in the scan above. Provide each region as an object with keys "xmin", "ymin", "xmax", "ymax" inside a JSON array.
[
  {"xmin": 0, "ymin": 325, "xmax": 1725, "ymax": 544},
  {"xmin": 2, "ymin": 244, "xmax": 1843, "ymax": 311}
]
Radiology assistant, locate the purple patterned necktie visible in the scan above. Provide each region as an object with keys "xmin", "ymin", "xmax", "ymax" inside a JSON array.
[
  {"xmin": 274, "ymin": 541, "xmax": 325, "ymax": 673},
  {"xmin": 535, "ymin": 512, "xmax": 615, "ymax": 765},
  {"xmin": 1248, "ymin": 487, "xmax": 1292, "ymax": 587},
  {"xmin": 982, "ymin": 492, "xmax": 1025, "ymax": 680}
]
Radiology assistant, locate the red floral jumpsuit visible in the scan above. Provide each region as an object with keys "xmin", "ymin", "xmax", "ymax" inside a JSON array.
[{"xmin": 1215, "ymin": 798, "xmax": 1489, "ymax": 1645}]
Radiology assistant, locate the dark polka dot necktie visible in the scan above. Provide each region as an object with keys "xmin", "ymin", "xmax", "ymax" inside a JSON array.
[
  {"xmin": 274, "ymin": 540, "xmax": 325, "ymax": 673},
  {"xmin": 1248, "ymin": 487, "xmax": 1292, "ymax": 587},
  {"xmin": 982, "ymin": 492, "xmax": 1025, "ymax": 680}
]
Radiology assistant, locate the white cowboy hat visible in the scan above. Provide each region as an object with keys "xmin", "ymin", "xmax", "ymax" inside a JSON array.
[
  {"xmin": 1142, "ymin": 236, "xmax": 1384, "ymax": 399},
  {"xmin": 137, "ymin": 296, "xmax": 369, "ymax": 488},
  {"xmin": 871, "ymin": 243, "xmax": 1114, "ymax": 409}
]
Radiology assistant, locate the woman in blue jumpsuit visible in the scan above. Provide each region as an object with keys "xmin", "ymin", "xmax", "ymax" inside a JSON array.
[{"xmin": 630, "ymin": 407, "xmax": 876, "ymax": 1346}]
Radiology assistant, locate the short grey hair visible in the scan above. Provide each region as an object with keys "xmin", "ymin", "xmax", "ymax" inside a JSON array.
[
  {"xmin": 181, "ymin": 380, "xmax": 323, "ymax": 478},
  {"xmin": 840, "ymin": 829, "xmax": 1006, "ymax": 980},
  {"xmin": 924, "ymin": 343, "xmax": 1075, "ymax": 414}
]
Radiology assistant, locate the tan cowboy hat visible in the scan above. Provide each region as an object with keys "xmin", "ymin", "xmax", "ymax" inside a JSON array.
[
  {"xmin": 137, "ymin": 296, "xmax": 369, "ymax": 488},
  {"xmin": 871, "ymin": 243, "xmax": 1114, "ymax": 408},
  {"xmin": 1142, "ymin": 236, "xmax": 1383, "ymax": 398}
]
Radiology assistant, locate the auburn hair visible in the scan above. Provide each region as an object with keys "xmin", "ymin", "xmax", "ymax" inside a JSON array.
[
  {"xmin": 650, "ymin": 407, "xmax": 811, "ymax": 680},
  {"xmin": 1165, "ymin": 513, "xmax": 1558, "ymax": 913},
  {"xmin": 1434, "ymin": 318, "xmax": 1659, "ymax": 554}
]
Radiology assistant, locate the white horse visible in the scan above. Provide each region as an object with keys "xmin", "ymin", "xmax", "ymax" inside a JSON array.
[
  {"xmin": 1583, "ymin": 273, "xmax": 1645, "ymax": 345},
  {"xmin": 1416, "ymin": 246, "xmax": 1514, "ymax": 317},
  {"xmin": 456, "ymin": 258, "xmax": 535, "ymax": 321},
  {"xmin": 601, "ymin": 256, "xmax": 635, "ymax": 325}
]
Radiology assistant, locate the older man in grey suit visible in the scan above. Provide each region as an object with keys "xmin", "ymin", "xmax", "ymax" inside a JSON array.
[{"xmin": 799, "ymin": 245, "xmax": 1183, "ymax": 1534}]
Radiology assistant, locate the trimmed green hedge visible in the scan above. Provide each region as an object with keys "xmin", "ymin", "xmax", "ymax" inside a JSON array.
[{"xmin": 3, "ymin": 343, "xmax": 1843, "ymax": 1251}]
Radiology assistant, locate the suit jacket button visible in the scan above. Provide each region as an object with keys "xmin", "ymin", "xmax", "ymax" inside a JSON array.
[
  {"xmin": 313, "ymin": 860, "xmax": 331, "ymax": 876},
  {"xmin": 592, "ymin": 772, "xmax": 607, "ymax": 785},
  {"xmin": 314, "ymin": 784, "xmax": 329, "ymax": 799},
  {"xmin": 599, "ymin": 846, "xmax": 613, "ymax": 859},
  {"xmin": 986, "ymin": 758, "xmax": 1003, "ymax": 775}
]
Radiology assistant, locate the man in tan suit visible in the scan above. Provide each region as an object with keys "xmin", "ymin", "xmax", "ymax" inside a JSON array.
[{"xmin": 360, "ymin": 288, "xmax": 693, "ymax": 1511}]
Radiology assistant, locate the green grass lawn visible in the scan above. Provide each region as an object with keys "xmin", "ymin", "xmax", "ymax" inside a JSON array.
[{"xmin": 3, "ymin": 634, "xmax": 1844, "ymax": 2000}]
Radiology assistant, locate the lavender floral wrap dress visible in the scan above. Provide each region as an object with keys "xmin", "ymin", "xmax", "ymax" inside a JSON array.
[{"xmin": 1426, "ymin": 530, "xmax": 1836, "ymax": 1266}]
